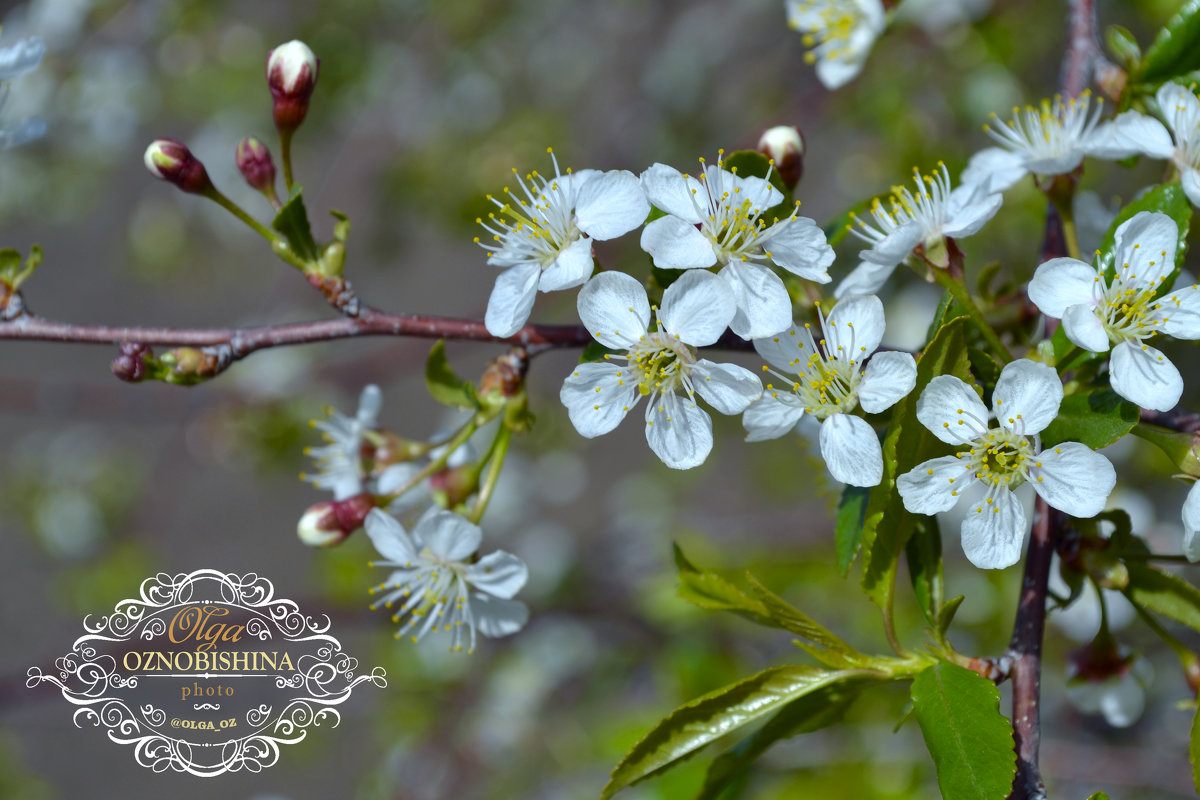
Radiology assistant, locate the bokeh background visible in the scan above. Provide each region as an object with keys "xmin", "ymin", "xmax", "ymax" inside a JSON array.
[{"xmin": 1, "ymin": 0, "xmax": 1199, "ymax": 798}]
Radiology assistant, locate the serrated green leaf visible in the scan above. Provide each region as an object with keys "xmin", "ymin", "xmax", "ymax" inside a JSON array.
[
  {"xmin": 1099, "ymin": 184, "xmax": 1191, "ymax": 291},
  {"xmin": 1040, "ymin": 389, "xmax": 1139, "ymax": 449},
  {"xmin": 1107, "ymin": 24, "xmax": 1141, "ymax": 67},
  {"xmin": 861, "ymin": 317, "xmax": 970, "ymax": 609},
  {"xmin": 1125, "ymin": 561, "xmax": 1200, "ymax": 632},
  {"xmin": 936, "ymin": 595, "xmax": 966, "ymax": 638},
  {"xmin": 425, "ymin": 339, "xmax": 479, "ymax": 409},
  {"xmin": 744, "ymin": 574, "xmax": 858, "ymax": 655},
  {"xmin": 603, "ymin": 666, "xmax": 876, "ymax": 799},
  {"xmin": 271, "ymin": 188, "xmax": 320, "ymax": 263},
  {"xmin": 1140, "ymin": 0, "xmax": 1200, "ymax": 83},
  {"xmin": 911, "ymin": 661, "xmax": 1017, "ymax": 800},
  {"xmin": 924, "ymin": 292, "xmax": 964, "ymax": 345},
  {"xmin": 967, "ymin": 347, "xmax": 1002, "ymax": 389},
  {"xmin": 905, "ymin": 516, "xmax": 943, "ymax": 629},
  {"xmin": 673, "ymin": 544, "xmax": 774, "ymax": 627},
  {"xmin": 835, "ymin": 485, "xmax": 869, "ymax": 576}
]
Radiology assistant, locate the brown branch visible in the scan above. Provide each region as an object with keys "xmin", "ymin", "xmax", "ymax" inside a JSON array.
[{"xmin": 1139, "ymin": 407, "xmax": 1200, "ymax": 434}]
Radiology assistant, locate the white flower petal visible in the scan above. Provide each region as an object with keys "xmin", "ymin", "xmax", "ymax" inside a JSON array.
[
  {"xmin": 577, "ymin": 271, "xmax": 650, "ymax": 349},
  {"xmin": 691, "ymin": 359, "xmax": 762, "ymax": 415},
  {"xmin": 1155, "ymin": 284, "xmax": 1200, "ymax": 339},
  {"xmin": 1183, "ymin": 167, "xmax": 1200, "ymax": 208},
  {"xmin": 1062, "ymin": 303, "xmax": 1111, "ymax": 352},
  {"xmin": 1112, "ymin": 211, "xmax": 1178, "ymax": 290},
  {"xmin": 1158, "ymin": 81, "xmax": 1200, "ymax": 150},
  {"xmin": 465, "ymin": 551, "xmax": 528, "ymax": 599},
  {"xmin": 575, "ymin": 169, "xmax": 650, "ymax": 240},
  {"xmin": 941, "ymin": 185, "xmax": 1004, "ymax": 239},
  {"xmin": 835, "ymin": 259, "xmax": 897, "ymax": 299},
  {"xmin": 485, "ymin": 262, "xmax": 542, "ymax": 338},
  {"xmin": 1099, "ymin": 674, "xmax": 1146, "ymax": 728},
  {"xmin": 826, "ymin": 294, "xmax": 885, "ymax": 358},
  {"xmin": 640, "ymin": 163, "xmax": 705, "ymax": 223},
  {"xmin": 646, "ymin": 393, "xmax": 713, "ymax": 469},
  {"xmin": 659, "ymin": 269, "xmax": 735, "ymax": 346},
  {"xmin": 720, "ymin": 261, "xmax": 793, "ymax": 340},
  {"xmin": 722, "ymin": 169, "xmax": 784, "ymax": 210},
  {"xmin": 753, "ymin": 324, "xmax": 814, "ymax": 373},
  {"xmin": 916, "ymin": 375, "xmax": 989, "ymax": 444},
  {"xmin": 897, "ymin": 455, "xmax": 971, "ymax": 514},
  {"xmin": 765, "ymin": 217, "xmax": 835, "ymax": 282},
  {"xmin": 0, "ymin": 37, "xmax": 44, "ymax": 81},
  {"xmin": 991, "ymin": 359, "xmax": 1063, "ymax": 436},
  {"xmin": 640, "ymin": 215, "xmax": 718, "ymax": 269},
  {"xmin": 1087, "ymin": 111, "xmax": 1174, "ymax": 160},
  {"xmin": 357, "ymin": 384, "xmax": 383, "ymax": 424},
  {"xmin": 1109, "ymin": 340, "xmax": 1183, "ymax": 411},
  {"xmin": 364, "ymin": 508, "xmax": 420, "ymax": 564},
  {"xmin": 1028, "ymin": 257, "xmax": 1100, "ymax": 318},
  {"xmin": 960, "ymin": 488, "xmax": 1026, "ymax": 569},
  {"xmin": 419, "ymin": 510, "xmax": 482, "ymax": 561},
  {"xmin": 1182, "ymin": 481, "xmax": 1200, "ymax": 562},
  {"xmin": 819, "ymin": 413, "xmax": 883, "ymax": 487},
  {"xmin": 1030, "ymin": 442, "xmax": 1115, "ymax": 517},
  {"xmin": 961, "ymin": 147, "xmax": 1027, "ymax": 194},
  {"xmin": 743, "ymin": 394, "xmax": 806, "ymax": 442},
  {"xmin": 471, "ymin": 594, "xmax": 529, "ymax": 638},
  {"xmin": 859, "ymin": 351, "xmax": 917, "ymax": 414},
  {"xmin": 538, "ymin": 235, "xmax": 594, "ymax": 292},
  {"xmin": 560, "ymin": 361, "xmax": 638, "ymax": 437}
]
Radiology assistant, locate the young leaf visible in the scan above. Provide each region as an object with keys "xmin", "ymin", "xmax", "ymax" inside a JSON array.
[
  {"xmin": 744, "ymin": 574, "xmax": 860, "ymax": 656},
  {"xmin": 905, "ymin": 516, "xmax": 943, "ymax": 629},
  {"xmin": 936, "ymin": 595, "xmax": 966, "ymax": 639},
  {"xmin": 425, "ymin": 339, "xmax": 479, "ymax": 409},
  {"xmin": 911, "ymin": 661, "xmax": 1017, "ymax": 800},
  {"xmin": 1106, "ymin": 24, "xmax": 1141, "ymax": 67},
  {"xmin": 1140, "ymin": 0, "xmax": 1200, "ymax": 83},
  {"xmin": 271, "ymin": 188, "xmax": 320, "ymax": 264},
  {"xmin": 1191, "ymin": 703, "xmax": 1200, "ymax": 794},
  {"xmin": 1039, "ymin": 389, "xmax": 1139, "ymax": 449},
  {"xmin": 673, "ymin": 544, "xmax": 774, "ymax": 628},
  {"xmin": 835, "ymin": 485, "xmax": 869, "ymax": 576},
  {"xmin": 1124, "ymin": 561, "xmax": 1200, "ymax": 632},
  {"xmin": 602, "ymin": 666, "xmax": 877, "ymax": 799},
  {"xmin": 1085, "ymin": 793, "xmax": 1111, "ymax": 800}
]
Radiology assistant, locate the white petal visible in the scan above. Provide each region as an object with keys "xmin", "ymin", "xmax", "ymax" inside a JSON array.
[
  {"xmin": 826, "ymin": 294, "xmax": 885, "ymax": 359},
  {"xmin": 1065, "ymin": 679, "xmax": 1105, "ymax": 715},
  {"xmin": 485, "ymin": 262, "xmax": 542, "ymax": 338},
  {"xmin": 720, "ymin": 261, "xmax": 793, "ymax": 340},
  {"xmin": 376, "ymin": 463, "xmax": 420, "ymax": 495},
  {"xmin": 560, "ymin": 361, "xmax": 638, "ymax": 437},
  {"xmin": 753, "ymin": 324, "xmax": 814, "ymax": 373},
  {"xmin": 0, "ymin": 37, "xmax": 44, "ymax": 81},
  {"xmin": 575, "ymin": 169, "xmax": 650, "ymax": 240},
  {"xmin": 1024, "ymin": 151, "xmax": 1085, "ymax": 177},
  {"xmin": 538, "ymin": 235, "xmax": 594, "ymax": 292},
  {"xmin": 1030, "ymin": 442, "xmax": 1115, "ymax": 517},
  {"xmin": 960, "ymin": 147, "xmax": 1027, "ymax": 194},
  {"xmin": 465, "ymin": 551, "xmax": 528, "ymax": 599},
  {"xmin": 1099, "ymin": 675, "xmax": 1146, "ymax": 728},
  {"xmin": 364, "ymin": 508, "xmax": 420, "ymax": 564},
  {"xmin": 819, "ymin": 413, "xmax": 883, "ymax": 487},
  {"xmin": 640, "ymin": 215, "xmax": 717, "ymax": 269},
  {"xmin": 916, "ymin": 375, "xmax": 989, "ymax": 445},
  {"xmin": 834, "ymin": 259, "xmax": 897, "ymax": 298},
  {"xmin": 765, "ymin": 217, "xmax": 835, "ymax": 282},
  {"xmin": 941, "ymin": 184, "xmax": 1004, "ymax": 239},
  {"xmin": 897, "ymin": 455, "xmax": 971, "ymax": 514},
  {"xmin": 639, "ymin": 162, "xmax": 705, "ymax": 223},
  {"xmin": 418, "ymin": 510, "xmax": 482, "ymax": 561},
  {"xmin": 691, "ymin": 359, "xmax": 762, "ymax": 414},
  {"xmin": 720, "ymin": 168, "xmax": 784, "ymax": 211},
  {"xmin": 471, "ymin": 595, "xmax": 529, "ymax": 638},
  {"xmin": 646, "ymin": 393, "xmax": 713, "ymax": 469},
  {"xmin": 859, "ymin": 351, "xmax": 917, "ymax": 413},
  {"xmin": 1112, "ymin": 211, "xmax": 1178, "ymax": 290},
  {"xmin": 1155, "ymin": 284, "xmax": 1200, "ymax": 339},
  {"xmin": 991, "ymin": 359, "xmax": 1063, "ymax": 436},
  {"xmin": 1158, "ymin": 82, "xmax": 1200, "ymax": 147},
  {"xmin": 1062, "ymin": 303, "xmax": 1111, "ymax": 352},
  {"xmin": 1109, "ymin": 340, "xmax": 1183, "ymax": 411},
  {"xmin": 743, "ymin": 394, "xmax": 805, "ymax": 442},
  {"xmin": 1183, "ymin": 167, "xmax": 1200, "ymax": 209},
  {"xmin": 1087, "ymin": 111, "xmax": 1174, "ymax": 160},
  {"xmin": 357, "ymin": 384, "xmax": 383, "ymax": 425},
  {"xmin": 1027, "ymin": 257, "xmax": 1100, "ymax": 318},
  {"xmin": 814, "ymin": 52, "xmax": 866, "ymax": 90},
  {"xmin": 960, "ymin": 488, "xmax": 1026, "ymax": 569},
  {"xmin": 577, "ymin": 271, "xmax": 650, "ymax": 349},
  {"xmin": 1182, "ymin": 481, "xmax": 1200, "ymax": 562},
  {"xmin": 659, "ymin": 269, "xmax": 735, "ymax": 346}
]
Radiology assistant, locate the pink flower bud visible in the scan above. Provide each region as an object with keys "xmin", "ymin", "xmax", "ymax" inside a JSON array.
[
  {"xmin": 757, "ymin": 125, "xmax": 805, "ymax": 189},
  {"xmin": 266, "ymin": 40, "xmax": 319, "ymax": 132},
  {"xmin": 235, "ymin": 137, "xmax": 277, "ymax": 195},
  {"xmin": 143, "ymin": 139, "xmax": 213, "ymax": 194},
  {"xmin": 111, "ymin": 342, "xmax": 152, "ymax": 383},
  {"xmin": 297, "ymin": 493, "xmax": 374, "ymax": 548}
]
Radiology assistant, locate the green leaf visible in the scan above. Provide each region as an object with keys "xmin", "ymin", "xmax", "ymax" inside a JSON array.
[
  {"xmin": 911, "ymin": 661, "xmax": 1017, "ymax": 800},
  {"xmin": 1106, "ymin": 25, "xmax": 1141, "ymax": 67},
  {"xmin": 835, "ymin": 485, "xmax": 869, "ymax": 576},
  {"xmin": 861, "ymin": 316, "xmax": 970, "ymax": 609},
  {"xmin": 425, "ymin": 340, "xmax": 479, "ymax": 409},
  {"xmin": 1124, "ymin": 561, "xmax": 1200, "ymax": 632},
  {"xmin": 1191, "ymin": 703, "xmax": 1200, "ymax": 794},
  {"xmin": 936, "ymin": 596, "xmax": 966, "ymax": 639},
  {"xmin": 330, "ymin": 209, "xmax": 351, "ymax": 242},
  {"xmin": 0, "ymin": 248, "xmax": 21, "ymax": 284},
  {"xmin": 673, "ymin": 544, "xmax": 774, "ymax": 628},
  {"xmin": 579, "ymin": 340, "xmax": 619, "ymax": 364},
  {"xmin": 1040, "ymin": 389, "xmax": 1139, "ymax": 449},
  {"xmin": 271, "ymin": 188, "xmax": 320, "ymax": 264},
  {"xmin": 905, "ymin": 516, "xmax": 943, "ymax": 629},
  {"xmin": 744, "ymin": 575, "xmax": 859, "ymax": 656},
  {"xmin": 695, "ymin": 677, "xmax": 879, "ymax": 800},
  {"xmin": 967, "ymin": 347, "xmax": 1002, "ymax": 390},
  {"xmin": 603, "ymin": 666, "xmax": 876, "ymax": 798},
  {"xmin": 1085, "ymin": 793, "xmax": 1111, "ymax": 800},
  {"xmin": 1099, "ymin": 184, "xmax": 1192, "ymax": 288},
  {"xmin": 924, "ymin": 292, "xmax": 965, "ymax": 346},
  {"xmin": 1140, "ymin": 0, "xmax": 1200, "ymax": 83}
]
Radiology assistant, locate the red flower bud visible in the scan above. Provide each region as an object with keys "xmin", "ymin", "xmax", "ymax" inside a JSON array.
[
  {"xmin": 235, "ymin": 137, "xmax": 277, "ymax": 196},
  {"xmin": 757, "ymin": 125, "xmax": 805, "ymax": 189},
  {"xmin": 266, "ymin": 40, "xmax": 319, "ymax": 133},
  {"xmin": 297, "ymin": 493, "xmax": 374, "ymax": 548},
  {"xmin": 143, "ymin": 139, "xmax": 213, "ymax": 194}
]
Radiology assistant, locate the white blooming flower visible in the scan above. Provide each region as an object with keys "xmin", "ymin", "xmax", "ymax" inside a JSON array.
[
  {"xmin": 365, "ymin": 509, "xmax": 528, "ymax": 652},
  {"xmin": 784, "ymin": 0, "xmax": 886, "ymax": 90},
  {"xmin": 744, "ymin": 295, "xmax": 916, "ymax": 486},
  {"xmin": 477, "ymin": 150, "xmax": 650, "ymax": 338},
  {"xmin": 962, "ymin": 92, "xmax": 1144, "ymax": 193},
  {"xmin": 0, "ymin": 35, "xmax": 45, "ymax": 149},
  {"xmin": 897, "ymin": 359, "xmax": 1116, "ymax": 569},
  {"xmin": 1047, "ymin": 555, "xmax": 1135, "ymax": 643},
  {"xmin": 1181, "ymin": 480, "xmax": 1200, "ymax": 562},
  {"xmin": 304, "ymin": 384, "xmax": 383, "ymax": 500},
  {"xmin": 561, "ymin": 270, "xmax": 762, "ymax": 469},
  {"xmin": 639, "ymin": 154, "xmax": 834, "ymax": 339},
  {"xmin": 837, "ymin": 163, "xmax": 1003, "ymax": 298},
  {"xmin": 1028, "ymin": 211, "xmax": 1200, "ymax": 412},
  {"xmin": 1066, "ymin": 644, "xmax": 1153, "ymax": 728}
]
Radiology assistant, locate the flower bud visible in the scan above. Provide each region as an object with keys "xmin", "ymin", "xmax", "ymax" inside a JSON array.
[
  {"xmin": 266, "ymin": 40, "xmax": 319, "ymax": 132},
  {"xmin": 757, "ymin": 125, "xmax": 805, "ymax": 189},
  {"xmin": 143, "ymin": 139, "xmax": 213, "ymax": 194},
  {"xmin": 235, "ymin": 137, "xmax": 277, "ymax": 196},
  {"xmin": 430, "ymin": 465, "xmax": 480, "ymax": 508},
  {"xmin": 111, "ymin": 342, "xmax": 152, "ymax": 383},
  {"xmin": 297, "ymin": 492, "xmax": 374, "ymax": 547},
  {"xmin": 479, "ymin": 349, "xmax": 528, "ymax": 399}
]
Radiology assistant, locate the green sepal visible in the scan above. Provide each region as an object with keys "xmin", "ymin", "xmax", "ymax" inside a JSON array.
[
  {"xmin": 1106, "ymin": 25, "xmax": 1141, "ymax": 69},
  {"xmin": 425, "ymin": 339, "xmax": 480, "ymax": 409}
]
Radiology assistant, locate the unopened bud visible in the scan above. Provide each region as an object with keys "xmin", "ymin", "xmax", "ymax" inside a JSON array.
[
  {"xmin": 235, "ymin": 137, "xmax": 277, "ymax": 196},
  {"xmin": 757, "ymin": 125, "xmax": 805, "ymax": 189},
  {"xmin": 479, "ymin": 349, "xmax": 528, "ymax": 399},
  {"xmin": 297, "ymin": 492, "xmax": 374, "ymax": 547},
  {"xmin": 111, "ymin": 342, "xmax": 152, "ymax": 383},
  {"xmin": 266, "ymin": 40, "xmax": 319, "ymax": 132},
  {"xmin": 143, "ymin": 139, "xmax": 213, "ymax": 194},
  {"xmin": 430, "ymin": 465, "xmax": 480, "ymax": 508}
]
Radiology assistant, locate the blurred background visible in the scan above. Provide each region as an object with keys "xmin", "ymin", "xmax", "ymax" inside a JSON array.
[{"xmin": 0, "ymin": 0, "xmax": 1199, "ymax": 798}]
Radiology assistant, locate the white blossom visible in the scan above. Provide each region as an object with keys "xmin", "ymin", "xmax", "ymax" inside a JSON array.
[
  {"xmin": 477, "ymin": 149, "xmax": 649, "ymax": 337},
  {"xmin": 1048, "ymin": 555, "xmax": 1135, "ymax": 643},
  {"xmin": 1066, "ymin": 646, "xmax": 1153, "ymax": 728},
  {"xmin": 744, "ymin": 294, "xmax": 916, "ymax": 486},
  {"xmin": 0, "ymin": 35, "xmax": 45, "ymax": 149},
  {"xmin": 561, "ymin": 270, "xmax": 762, "ymax": 469},
  {"xmin": 1181, "ymin": 480, "xmax": 1200, "ymax": 562},
  {"xmin": 303, "ymin": 385, "xmax": 383, "ymax": 500},
  {"xmin": 366, "ymin": 508, "xmax": 529, "ymax": 653},
  {"xmin": 897, "ymin": 359, "xmax": 1116, "ymax": 569},
  {"xmin": 784, "ymin": 0, "xmax": 886, "ymax": 90},
  {"xmin": 640, "ymin": 154, "xmax": 834, "ymax": 339},
  {"xmin": 1028, "ymin": 211, "xmax": 1200, "ymax": 412}
]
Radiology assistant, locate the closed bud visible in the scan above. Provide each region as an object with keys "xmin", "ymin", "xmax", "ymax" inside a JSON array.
[
  {"xmin": 430, "ymin": 465, "xmax": 480, "ymax": 508},
  {"xmin": 235, "ymin": 137, "xmax": 277, "ymax": 196},
  {"xmin": 479, "ymin": 349, "xmax": 528, "ymax": 399},
  {"xmin": 266, "ymin": 40, "xmax": 319, "ymax": 132},
  {"xmin": 757, "ymin": 125, "xmax": 805, "ymax": 189},
  {"xmin": 143, "ymin": 139, "xmax": 213, "ymax": 194},
  {"xmin": 111, "ymin": 342, "xmax": 152, "ymax": 383},
  {"xmin": 296, "ymin": 492, "xmax": 374, "ymax": 547}
]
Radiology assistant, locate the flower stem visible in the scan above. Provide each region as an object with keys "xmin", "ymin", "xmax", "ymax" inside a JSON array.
[
  {"xmin": 379, "ymin": 418, "xmax": 478, "ymax": 503},
  {"xmin": 279, "ymin": 128, "xmax": 295, "ymax": 193},
  {"xmin": 203, "ymin": 187, "xmax": 307, "ymax": 271},
  {"xmin": 470, "ymin": 424, "xmax": 512, "ymax": 524},
  {"xmin": 929, "ymin": 266, "xmax": 1013, "ymax": 362}
]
